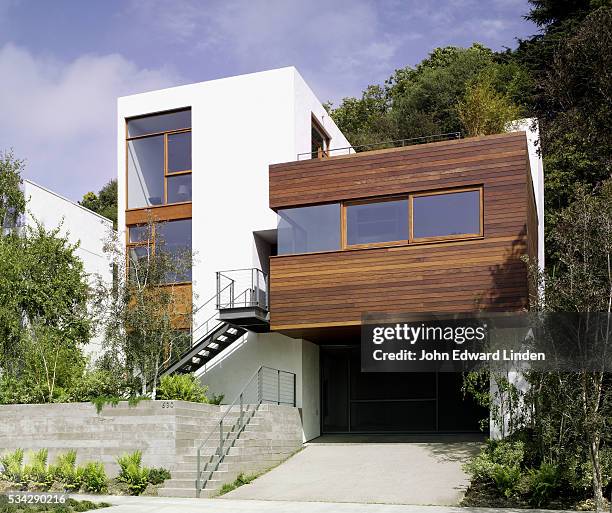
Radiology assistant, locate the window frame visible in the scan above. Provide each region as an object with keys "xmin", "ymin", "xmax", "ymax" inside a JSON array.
[
  {"xmin": 409, "ymin": 186, "xmax": 484, "ymax": 243},
  {"xmin": 342, "ymin": 195, "xmax": 410, "ymax": 250},
  {"xmin": 311, "ymin": 114, "xmax": 331, "ymax": 158},
  {"xmin": 125, "ymin": 110, "xmax": 192, "ymax": 211},
  {"xmin": 126, "ymin": 219, "xmax": 192, "ymax": 285}
]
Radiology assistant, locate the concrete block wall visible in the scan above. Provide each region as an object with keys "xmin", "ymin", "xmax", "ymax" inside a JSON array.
[
  {"xmin": 0, "ymin": 401, "xmax": 220, "ymax": 476},
  {"xmin": 0, "ymin": 401, "xmax": 303, "ymax": 495}
]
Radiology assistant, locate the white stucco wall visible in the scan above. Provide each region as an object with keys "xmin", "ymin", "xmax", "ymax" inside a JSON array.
[
  {"xmin": 508, "ymin": 119, "xmax": 545, "ymax": 268},
  {"xmin": 116, "ymin": 67, "xmax": 347, "ymax": 440},
  {"xmin": 22, "ymin": 180, "xmax": 113, "ymax": 356}
]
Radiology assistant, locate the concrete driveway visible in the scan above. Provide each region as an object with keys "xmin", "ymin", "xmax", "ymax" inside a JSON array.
[{"xmin": 222, "ymin": 435, "xmax": 482, "ymax": 505}]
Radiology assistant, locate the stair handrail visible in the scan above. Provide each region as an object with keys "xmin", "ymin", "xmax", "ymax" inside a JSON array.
[{"xmin": 195, "ymin": 365, "xmax": 296, "ymax": 497}]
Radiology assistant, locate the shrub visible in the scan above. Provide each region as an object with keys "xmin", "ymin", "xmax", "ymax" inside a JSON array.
[
  {"xmin": 157, "ymin": 374, "xmax": 208, "ymax": 403},
  {"xmin": 49, "ymin": 450, "xmax": 82, "ymax": 491},
  {"xmin": 116, "ymin": 451, "xmax": 149, "ymax": 495},
  {"xmin": 464, "ymin": 439, "xmax": 525, "ymax": 498},
  {"xmin": 79, "ymin": 462, "xmax": 107, "ymax": 493},
  {"xmin": 147, "ymin": 467, "xmax": 171, "ymax": 485},
  {"xmin": 23, "ymin": 449, "xmax": 51, "ymax": 488},
  {"xmin": 491, "ymin": 463, "xmax": 522, "ymax": 498},
  {"xmin": 0, "ymin": 448, "xmax": 25, "ymax": 483},
  {"xmin": 525, "ymin": 462, "xmax": 563, "ymax": 507}
]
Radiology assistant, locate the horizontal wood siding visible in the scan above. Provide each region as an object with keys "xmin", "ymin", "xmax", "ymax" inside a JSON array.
[{"xmin": 269, "ymin": 132, "xmax": 533, "ymax": 332}]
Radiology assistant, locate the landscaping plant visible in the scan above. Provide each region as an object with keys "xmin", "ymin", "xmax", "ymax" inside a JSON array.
[{"xmin": 157, "ymin": 374, "xmax": 209, "ymax": 403}]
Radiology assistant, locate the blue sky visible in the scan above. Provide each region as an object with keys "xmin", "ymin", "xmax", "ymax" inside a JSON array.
[{"xmin": 0, "ymin": 0, "xmax": 538, "ymax": 201}]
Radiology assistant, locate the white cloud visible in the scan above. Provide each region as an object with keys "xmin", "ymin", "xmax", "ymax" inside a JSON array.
[{"xmin": 0, "ymin": 44, "xmax": 183, "ymax": 200}]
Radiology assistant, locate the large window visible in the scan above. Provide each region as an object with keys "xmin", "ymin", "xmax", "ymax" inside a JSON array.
[
  {"xmin": 411, "ymin": 188, "xmax": 482, "ymax": 241},
  {"xmin": 277, "ymin": 187, "xmax": 482, "ymax": 256},
  {"xmin": 127, "ymin": 109, "xmax": 192, "ymax": 209},
  {"xmin": 345, "ymin": 199, "xmax": 409, "ymax": 247},
  {"xmin": 127, "ymin": 219, "xmax": 192, "ymax": 283},
  {"xmin": 278, "ymin": 204, "xmax": 341, "ymax": 255}
]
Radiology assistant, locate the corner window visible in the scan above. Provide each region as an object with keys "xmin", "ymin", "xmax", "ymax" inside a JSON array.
[
  {"xmin": 126, "ymin": 109, "xmax": 192, "ymax": 209},
  {"xmin": 345, "ymin": 199, "xmax": 409, "ymax": 248},
  {"xmin": 411, "ymin": 188, "xmax": 482, "ymax": 241},
  {"xmin": 278, "ymin": 204, "xmax": 341, "ymax": 255}
]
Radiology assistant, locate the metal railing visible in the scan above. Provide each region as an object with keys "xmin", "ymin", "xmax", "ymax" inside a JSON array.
[
  {"xmin": 195, "ymin": 365, "xmax": 296, "ymax": 496},
  {"xmin": 159, "ymin": 280, "xmax": 235, "ymax": 376},
  {"xmin": 216, "ymin": 268, "xmax": 268, "ymax": 310},
  {"xmin": 297, "ymin": 132, "xmax": 462, "ymax": 160}
]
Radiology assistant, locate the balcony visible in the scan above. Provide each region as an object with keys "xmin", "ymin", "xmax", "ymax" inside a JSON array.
[{"xmin": 216, "ymin": 268, "xmax": 269, "ymax": 332}]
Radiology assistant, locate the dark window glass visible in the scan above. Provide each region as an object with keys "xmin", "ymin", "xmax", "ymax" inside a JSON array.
[
  {"xmin": 346, "ymin": 200, "xmax": 408, "ymax": 246},
  {"xmin": 278, "ymin": 204, "xmax": 340, "ymax": 255},
  {"xmin": 156, "ymin": 219, "xmax": 192, "ymax": 282},
  {"xmin": 167, "ymin": 174, "xmax": 192, "ymax": 204},
  {"xmin": 412, "ymin": 190, "xmax": 481, "ymax": 239},
  {"xmin": 127, "ymin": 136, "xmax": 164, "ymax": 208},
  {"xmin": 167, "ymin": 132, "xmax": 191, "ymax": 173},
  {"xmin": 127, "ymin": 109, "xmax": 191, "ymax": 138},
  {"xmin": 129, "ymin": 225, "xmax": 152, "ymax": 243}
]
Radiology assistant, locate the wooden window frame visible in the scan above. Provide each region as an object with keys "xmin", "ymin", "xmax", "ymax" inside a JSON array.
[
  {"xmin": 342, "ymin": 196, "xmax": 409, "ymax": 250},
  {"xmin": 311, "ymin": 114, "xmax": 331, "ymax": 159},
  {"xmin": 409, "ymin": 186, "xmax": 484, "ymax": 244},
  {"xmin": 125, "ymin": 113, "xmax": 192, "ymax": 212},
  {"xmin": 125, "ymin": 220, "xmax": 193, "ymax": 286}
]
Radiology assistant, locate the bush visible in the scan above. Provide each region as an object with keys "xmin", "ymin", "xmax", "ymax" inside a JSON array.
[
  {"xmin": 0, "ymin": 448, "xmax": 24, "ymax": 482},
  {"xmin": 116, "ymin": 451, "xmax": 149, "ymax": 495},
  {"xmin": 157, "ymin": 374, "xmax": 208, "ymax": 403},
  {"xmin": 525, "ymin": 462, "xmax": 563, "ymax": 507},
  {"xmin": 79, "ymin": 462, "xmax": 107, "ymax": 493},
  {"xmin": 147, "ymin": 467, "xmax": 171, "ymax": 485},
  {"xmin": 49, "ymin": 450, "xmax": 82, "ymax": 491},
  {"xmin": 464, "ymin": 440, "xmax": 525, "ymax": 498},
  {"xmin": 23, "ymin": 449, "xmax": 51, "ymax": 489}
]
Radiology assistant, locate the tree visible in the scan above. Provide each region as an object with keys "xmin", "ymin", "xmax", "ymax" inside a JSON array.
[
  {"xmin": 458, "ymin": 71, "xmax": 522, "ymax": 136},
  {"xmin": 0, "ymin": 150, "xmax": 26, "ymax": 232},
  {"xmin": 329, "ymin": 44, "xmax": 530, "ymax": 148},
  {"xmin": 93, "ymin": 217, "xmax": 193, "ymax": 399},
  {"xmin": 0, "ymin": 221, "xmax": 91, "ymax": 403},
  {"xmin": 80, "ymin": 179, "xmax": 118, "ymax": 228}
]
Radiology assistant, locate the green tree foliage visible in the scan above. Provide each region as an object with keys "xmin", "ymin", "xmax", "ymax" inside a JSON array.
[
  {"xmin": 329, "ymin": 44, "xmax": 530, "ymax": 147},
  {"xmin": 0, "ymin": 221, "xmax": 90, "ymax": 403},
  {"xmin": 458, "ymin": 70, "xmax": 522, "ymax": 136},
  {"xmin": 80, "ymin": 179, "xmax": 117, "ymax": 228},
  {"xmin": 92, "ymin": 217, "xmax": 193, "ymax": 399},
  {"xmin": 0, "ymin": 150, "xmax": 26, "ymax": 231}
]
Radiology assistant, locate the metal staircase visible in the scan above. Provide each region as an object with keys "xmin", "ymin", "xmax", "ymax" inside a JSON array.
[{"xmin": 159, "ymin": 268, "xmax": 269, "ymax": 377}]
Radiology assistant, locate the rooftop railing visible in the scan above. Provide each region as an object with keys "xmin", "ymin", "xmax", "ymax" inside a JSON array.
[{"xmin": 297, "ymin": 131, "xmax": 462, "ymax": 161}]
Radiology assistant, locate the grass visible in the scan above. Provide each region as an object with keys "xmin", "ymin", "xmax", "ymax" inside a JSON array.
[
  {"xmin": 217, "ymin": 473, "xmax": 257, "ymax": 495},
  {"xmin": 0, "ymin": 495, "xmax": 111, "ymax": 512}
]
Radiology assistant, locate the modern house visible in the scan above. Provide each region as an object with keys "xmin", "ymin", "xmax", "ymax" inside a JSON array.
[{"xmin": 117, "ymin": 67, "xmax": 543, "ymax": 442}]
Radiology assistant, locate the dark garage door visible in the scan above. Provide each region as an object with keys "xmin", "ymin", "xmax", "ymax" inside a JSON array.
[{"xmin": 321, "ymin": 346, "xmax": 486, "ymax": 434}]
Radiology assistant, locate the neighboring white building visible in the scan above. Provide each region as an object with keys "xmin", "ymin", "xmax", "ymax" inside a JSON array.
[{"xmin": 22, "ymin": 179, "xmax": 114, "ymax": 356}]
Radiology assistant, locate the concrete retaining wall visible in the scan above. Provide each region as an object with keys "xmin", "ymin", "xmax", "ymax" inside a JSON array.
[{"xmin": 0, "ymin": 401, "xmax": 302, "ymax": 478}]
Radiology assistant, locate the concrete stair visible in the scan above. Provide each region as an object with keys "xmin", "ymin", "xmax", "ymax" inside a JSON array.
[{"xmin": 157, "ymin": 403, "xmax": 302, "ymax": 498}]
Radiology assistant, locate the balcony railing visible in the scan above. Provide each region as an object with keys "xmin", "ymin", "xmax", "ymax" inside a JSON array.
[
  {"xmin": 297, "ymin": 132, "xmax": 462, "ymax": 161},
  {"xmin": 216, "ymin": 268, "xmax": 268, "ymax": 311}
]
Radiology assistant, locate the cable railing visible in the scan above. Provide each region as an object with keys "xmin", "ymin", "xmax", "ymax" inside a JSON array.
[
  {"xmin": 297, "ymin": 132, "xmax": 462, "ymax": 160},
  {"xmin": 195, "ymin": 365, "xmax": 296, "ymax": 496}
]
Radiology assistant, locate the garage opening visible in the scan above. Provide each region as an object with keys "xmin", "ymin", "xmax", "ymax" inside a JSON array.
[{"xmin": 321, "ymin": 346, "xmax": 486, "ymax": 434}]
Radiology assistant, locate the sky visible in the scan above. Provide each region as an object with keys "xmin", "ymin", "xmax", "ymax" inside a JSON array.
[{"xmin": 0, "ymin": 0, "xmax": 538, "ymax": 202}]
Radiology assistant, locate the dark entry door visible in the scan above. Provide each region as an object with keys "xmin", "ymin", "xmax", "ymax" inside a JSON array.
[{"xmin": 321, "ymin": 346, "xmax": 485, "ymax": 434}]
